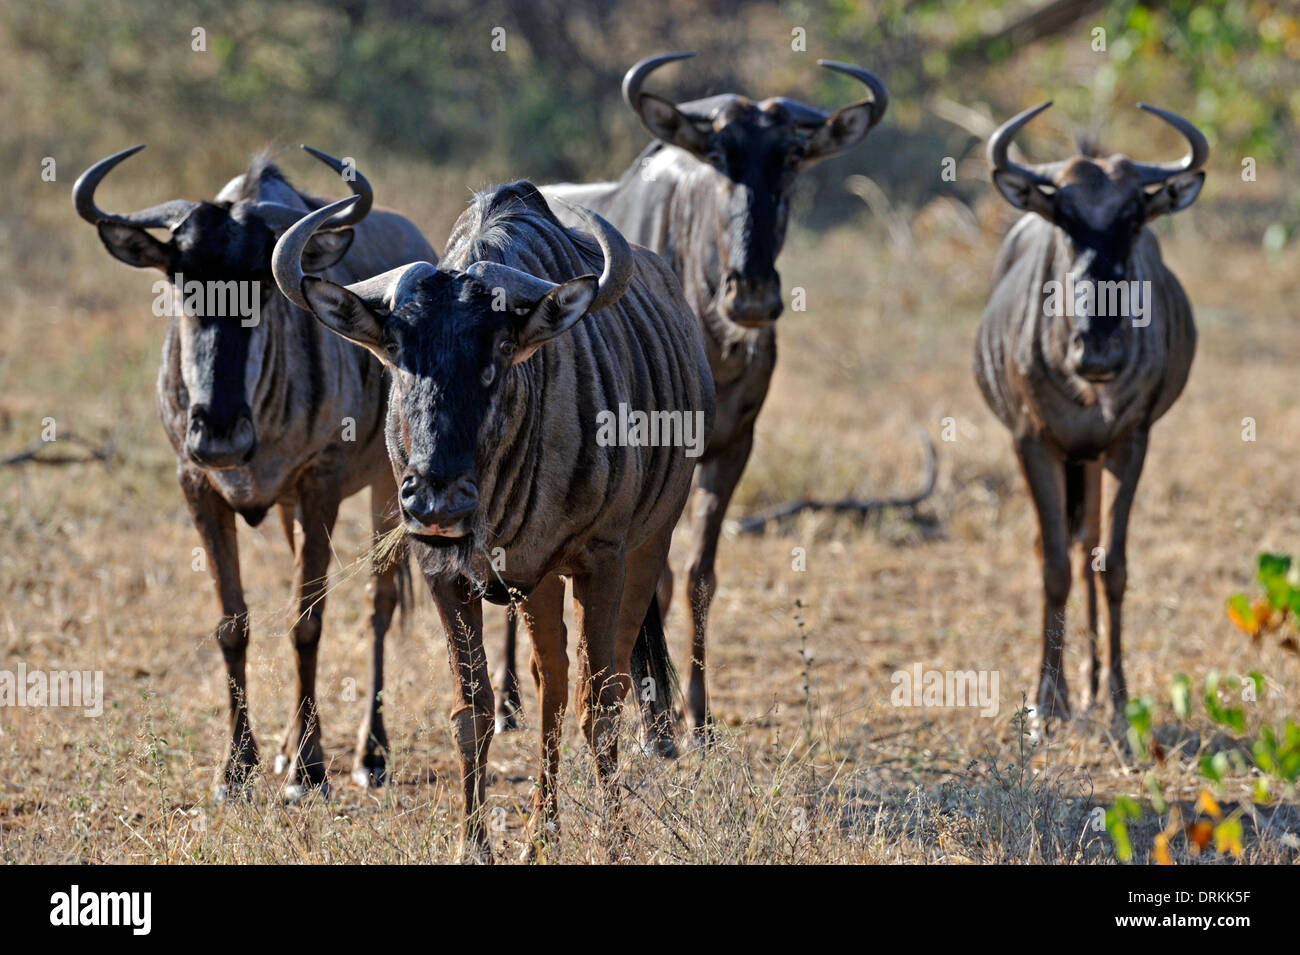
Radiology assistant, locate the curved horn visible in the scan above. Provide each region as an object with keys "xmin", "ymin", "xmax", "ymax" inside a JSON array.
[
  {"xmin": 622, "ymin": 51, "xmax": 697, "ymax": 111},
  {"xmin": 274, "ymin": 194, "xmax": 435, "ymax": 313},
  {"xmin": 342, "ymin": 262, "xmax": 439, "ymax": 314},
  {"xmin": 272, "ymin": 195, "xmax": 361, "ymax": 309},
  {"xmin": 554, "ymin": 198, "xmax": 634, "ymax": 312},
  {"xmin": 817, "ymin": 60, "xmax": 889, "ymax": 129},
  {"xmin": 73, "ymin": 145, "xmax": 199, "ymax": 229},
  {"xmin": 300, "ymin": 145, "xmax": 373, "ymax": 226},
  {"xmin": 987, "ymin": 100, "xmax": 1061, "ymax": 186},
  {"xmin": 465, "ymin": 262, "xmax": 560, "ymax": 306},
  {"xmin": 1131, "ymin": 103, "xmax": 1209, "ymax": 185},
  {"xmin": 248, "ymin": 146, "xmax": 373, "ymax": 233}
]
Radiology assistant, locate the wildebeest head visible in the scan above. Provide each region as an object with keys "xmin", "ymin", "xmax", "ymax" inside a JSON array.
[
  {"xmin": 74, "ymin": 145, "xmax": 371, "ymax": 467},
  {"xmin": 272, "ymin": 189, "xmax": 632, "ymax": 546},
  {"xmin": 625, "ymin": 52, "xmax": 886, "ymax": 328},
  {"xmin": 988, "ymin": 101, "xmax": 1208, "ymax": 382}
]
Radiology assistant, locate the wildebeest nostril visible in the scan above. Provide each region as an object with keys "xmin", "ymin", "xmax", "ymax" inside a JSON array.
[
  {"xmin": 444, "ymin": 476, "xmax": 478, "ymax": 516},
  {"xmin": 399, "ymin": 475, "xmax": 432, "ymax": 520},
  {"xmin": 185, "ymin": 408, "xmax": 256, "ymax": 468}
]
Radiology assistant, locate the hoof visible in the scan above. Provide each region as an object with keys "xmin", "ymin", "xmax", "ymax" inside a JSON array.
[
  {"xmin": 639, "ymin": 735, "xmax": 679, "ymax": 759},
  {"xmin": 494, "ymin": 712, "xmax": 520, "ymax": 734},
  {"xmin": 352, "ymin": 747, "xmax": 388, "ymax": 789},
  {"xmin": 687, "ymin": 718, "xmax": 716, "ymax": 751},
  {"xmin": 215, "ymin": 758, "xmax": 259, "ymax": 803},
  {"xmin": 214, "ymin": 780, "xmax": 254, "ymax": 804},
  {"xmin": 456, "ymin": 842, "xmax": 494, "ymax": 865},
  {"xmin": 283, "ymin": 779, "xmax": 331, "ymax": 804},
  {"xmin": 1023, "ymin": 704, "xmax": 1045, "ymax": 743},
  {"xmin": 351, "ymin": 766, "xmax": 385, "ymax": 789},
  {"xmin": 520, "ymin": 820, "xmax": 558, "ymax": 863}
]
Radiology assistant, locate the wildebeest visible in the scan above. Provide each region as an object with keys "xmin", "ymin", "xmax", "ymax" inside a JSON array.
[
  {"xmin": 975, "ymin": 101, "xmax": 1205, "ymax": 723},
  {"xmin": 536, "ymin": 52, "xmax": 887, "ymax": 739},
  {"xmin": 272, "ymin": 181, "xmax": 714, "ymax": 860},
  {"xmin": 73, "ymin": 145, "xmax": 439, "ymax": 797}
]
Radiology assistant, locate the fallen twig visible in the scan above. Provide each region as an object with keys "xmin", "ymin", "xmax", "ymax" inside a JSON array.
[
  {"xmin": 0, "ymin": 432, "xmax": 115, "ymax": 467},
  {"xmin": 729, "ymin": 432, "xmax": 937, "ymax": 535}
]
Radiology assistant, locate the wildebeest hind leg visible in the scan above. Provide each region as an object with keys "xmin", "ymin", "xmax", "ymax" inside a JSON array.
[
  {"xmin": 353, "ymin": 478, "xmax": 399, "ymax": 788},
  {"xmin": 619, "ymin": 531, "xmax": 678, "ymax": 758},
  {"xmin": 279, "ymin": 471, "xmax": 340, "ymax": 800},
  {"xmin": 517, "ymin": 574, "xmax": 567, "ymax": 861},
  {"xmin": 573, "ymin": 555, "xmax": 628, "ymax": 786},
  {"xmin": 494, "ymin": 607, "xmax": 523, "ymax": 733}
]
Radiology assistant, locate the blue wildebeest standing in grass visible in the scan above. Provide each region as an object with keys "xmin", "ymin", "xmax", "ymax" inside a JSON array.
[
  {"xmin": 536, "ymin": 52, "xmax": 887, "ymax": 740},
  {"xmin": 975, "ymin": 102, "xmax": 1205, "ymax": 725},
  {"xmin": 74, "ymin": 145, "xmax": 438, "ymax": 797},
  {"xmin": 273, "ymin": 182, "xmax": 714, "ymax": 860}
]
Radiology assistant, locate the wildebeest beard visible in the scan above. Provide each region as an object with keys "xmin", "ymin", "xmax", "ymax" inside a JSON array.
[{"xmin": 396, "ymin": 371, "xmax": 515, "ymax": 595}]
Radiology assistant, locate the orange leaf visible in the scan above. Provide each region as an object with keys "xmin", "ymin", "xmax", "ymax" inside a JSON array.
[
  {"xmin": 1227, "ymin": 603, "xmax": 1259, "ymax": 637},
  {"xmin": 1153, "ymin": 832, "xmax": 1175, "ymax": 865},
  {"xmin": 1252, "ymin": 598, "xmax": 1277, "ymax": 633},
  {"xmin": 1195, "ymin": 789, "xmax": 1222, "ymax": 820},
  {"xmin": 1187, "ymin": 820, "xmax": 1214, "ymax": 851}
]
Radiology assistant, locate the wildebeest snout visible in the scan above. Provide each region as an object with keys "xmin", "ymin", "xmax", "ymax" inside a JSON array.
[
  {"xmin": 1068, "ymin": 328, "xmax": 1126, "ymax": 382},
  {"xmin": 399, "ymin": 470, "xmax": 478, "ymax": 537},
  {"xmin": 186, "ymin": 404, "xmax": 255, "ymax": 468},
  {"xmin": 720, "ymin": 269, "xmax": 783, "ymax": 326}
]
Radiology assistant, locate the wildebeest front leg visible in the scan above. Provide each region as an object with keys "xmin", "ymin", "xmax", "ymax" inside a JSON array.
[
  {"xmin": 429, "ymin": 574, "xmax": 495, "ymax": 863},
  {"xmin": 279, "ymin": 471, "xmax": 340, "ymax": 799},
  {"xmin": 1015, "ymin": 434, "xmax": 1072, "ymax": 723},
  {"xmin": 494, "ymin": 606, "xmax": 523, "ymax": 733},
  {"xmin": 1078, "ymin": 460, "xmax": 1103, "ymax": 709},
  {"xmin": 353, "ymin": 478, "xmax": 400, "ymax": 788},
  {"xmin": 181, "ymin": 470, "xmax": 257, "ymax": 799},
  {"xmin": 1100, "ymin": 430, "xmax": 1149, "ymax": 724},
  {"xmin": 684, "ymin": 428, "xmax": 755, "ymax": 741}
]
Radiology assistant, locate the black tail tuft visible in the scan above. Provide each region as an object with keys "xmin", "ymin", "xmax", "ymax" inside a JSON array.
[{"xmin": 631, "ymin": 595, "xmax": 679, "ymax": 742}]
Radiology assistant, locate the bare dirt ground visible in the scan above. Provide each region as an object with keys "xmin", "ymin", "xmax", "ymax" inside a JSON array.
[{"xmin": 3, "ymin": 198, "xmax": 1299, "ymax": 863}]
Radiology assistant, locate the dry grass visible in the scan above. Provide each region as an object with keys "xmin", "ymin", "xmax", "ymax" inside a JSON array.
[{"xmin": 3, "ymin": 188, "xmax": 1300, "ymax": 864}]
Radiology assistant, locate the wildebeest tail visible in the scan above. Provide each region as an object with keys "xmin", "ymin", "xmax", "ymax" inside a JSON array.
[
  {"xmin": 1065, "ymin": 460, "xmax": 1086, "ymax": 540},
  {"xmin": 630, "ymin": 595, "xmax": 680, "ymax": 729}
]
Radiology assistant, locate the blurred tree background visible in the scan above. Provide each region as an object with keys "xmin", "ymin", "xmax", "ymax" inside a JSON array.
[{"xmin": 1, "ymin": 0, "xmax": 1297, "ymax": 304}]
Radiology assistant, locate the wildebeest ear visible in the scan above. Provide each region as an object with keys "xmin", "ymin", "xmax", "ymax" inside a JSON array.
[
  {"xmin": 991, "ymin": 170, "xmax": 1057, "ymax": 220},
  {"xmin": 301, "ymin": 228, "xmax": 354, "ymax": 273},
  {"xmin": 635, "ymin": 94, "xmax": 714, "ymax": 160},
  {"xmin": 510, "ymin": 275, "xmax": 598, "ymax": 363},
  {"xmin": 96, "ymin": 223, "xmax": 175, "ymax": 272},
  {"xmin": 300, "ymin": 275, "xmax": 388, "ymax": 361},
  {"xmin": 801, "ymin": 103, "xmax": 875, "ymax": 168},
  {"xmin": 1143, "ymin": 171, "xmax": 1204, "ymax": 220}
]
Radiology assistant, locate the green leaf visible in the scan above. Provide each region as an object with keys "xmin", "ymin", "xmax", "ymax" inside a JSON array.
[
  {"xmin": 1170, "ymin": 673, "xmax": 1191, "ymax": 721},
  {"xmin": 1257, "ymin": 553, "xmax": 1293, "ymax": 609},
  {"xmin": 1226, "ymin": 594, "xmax": 1257, "ymax": 633},
  {"xmin": 1200, "ymin": 751, "xmax": 1228, "ymax": 783}
]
